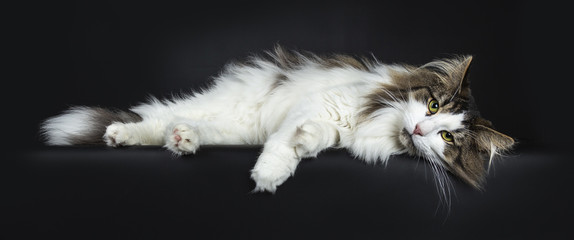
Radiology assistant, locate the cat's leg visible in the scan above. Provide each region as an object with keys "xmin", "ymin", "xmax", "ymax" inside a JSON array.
[
  {"xmin": 163, "ymin": 119, "xmax": 246, "ymax": 155},
  {"xmin": 106, "ymin": 118, "xmax": 213, "ymax": 154},
  {"xmin": 251, "ymin": 119, "xmax": 340, "ymax": 192},
  {"xmin": 104, "ymin": 119, "xmax": 168, "ymax": 147}
]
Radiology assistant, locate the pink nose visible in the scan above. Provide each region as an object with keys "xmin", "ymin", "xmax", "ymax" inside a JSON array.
[{"xmin": 413, "ymin": 124, "xmax": 423, "ymax": 136}]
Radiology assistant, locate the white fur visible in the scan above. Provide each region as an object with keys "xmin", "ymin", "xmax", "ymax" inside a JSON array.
[
  {"xmin": 349, "ymin": 107, "xmax": 406, "ymax": 163},
  {"xmin": 41, "ymin": 107, "xmax": 98, "ymax": 145},
  {"xmin": 42, "ymin": 55, "xmax": 467, "ymax": 192}
]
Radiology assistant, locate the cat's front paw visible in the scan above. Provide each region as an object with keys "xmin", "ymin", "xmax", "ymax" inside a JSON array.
[
  {"xmin": 165, "ymin": 123, "xmax": 200, "ymax": 155},
  {"xmin": 104, "ymin": 123, "xmax": 137, "ymax": 147},
  {"xmin": 250, "ymin": 154, "xmax": 294, "ymax": 193}
]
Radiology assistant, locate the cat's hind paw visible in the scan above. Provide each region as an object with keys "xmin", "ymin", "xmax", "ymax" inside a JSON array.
[
  {"xmin": 165, "ymin": 123, "xmax": 200, "ymax": 155},
  {"xmin": 104, "ymin": 123, "xmax": 137, "ymax": 147}
]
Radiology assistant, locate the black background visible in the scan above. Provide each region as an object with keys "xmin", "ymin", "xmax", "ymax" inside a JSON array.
[
  {"xmin": 7, "ymin": 0, "xmax": 570, "ymax": 149},
  {"xmin": 3, "ymin": 0, "xmax": 572, "ymax": 239},
  {"xmin": 5, "ymin": 1, "xmax": 569, "ymax": 150}
]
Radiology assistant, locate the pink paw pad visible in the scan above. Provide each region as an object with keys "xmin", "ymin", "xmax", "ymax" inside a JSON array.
[{"xmin": 173, "ymin": 129, "xmax": 182, "ymax": 146}]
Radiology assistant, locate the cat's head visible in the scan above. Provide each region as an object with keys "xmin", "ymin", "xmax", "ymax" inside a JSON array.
[{"xmin": 382, "ymin": 56, "xmax": 515, "ymax": 189}]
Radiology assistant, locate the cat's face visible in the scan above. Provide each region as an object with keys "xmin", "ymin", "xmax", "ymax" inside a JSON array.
[{"xmin": 383, "ymin": 57, "xmax": 515, "ymax": 189}]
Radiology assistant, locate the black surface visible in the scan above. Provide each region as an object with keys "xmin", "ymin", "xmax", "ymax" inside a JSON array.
[
  {"xmin": 4, "ymin": 0, "xmax": 572, "ymax": 239},
  {"xmin": 3, "ymin": 147, "xmax": 572, "ymax": 239}
]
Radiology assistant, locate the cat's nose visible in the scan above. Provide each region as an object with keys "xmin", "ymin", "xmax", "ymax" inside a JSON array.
[{"xmin": 413, "ymin": 124, "xmax": 423, "ymax": 136}]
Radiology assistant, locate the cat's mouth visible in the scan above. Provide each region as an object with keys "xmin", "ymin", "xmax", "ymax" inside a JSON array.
[
  {"xmin": 400, "ymin": 128, "xmax": 431, "ymax": 157},
  {"xmin": 399, "ymin": 128, "xmax": 417, "ymax": 154}
]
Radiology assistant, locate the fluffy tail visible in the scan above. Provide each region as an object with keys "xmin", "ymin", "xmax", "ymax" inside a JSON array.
[{"xmin": 41, "ymin": 106, "xmax": 142, "ymax": 145}]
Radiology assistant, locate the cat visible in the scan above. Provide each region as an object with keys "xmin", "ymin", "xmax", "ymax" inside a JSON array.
[{"xmin": 41, "ymin": 45, "xmax": 515, "ymax": 195}]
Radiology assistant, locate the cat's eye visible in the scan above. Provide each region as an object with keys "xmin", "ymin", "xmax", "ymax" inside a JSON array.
[
  {"xmin": 427, "ymin": 98, "xmax": 439, "ymax": 115},
  {"xmin": 440, "ymin": 131, "xmax": 454, "ymax": 143}
]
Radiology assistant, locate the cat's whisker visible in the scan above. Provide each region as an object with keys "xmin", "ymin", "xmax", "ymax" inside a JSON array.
[{"xmin": 428, "ymin": 158, "xmax": 453, "ymax": 210}]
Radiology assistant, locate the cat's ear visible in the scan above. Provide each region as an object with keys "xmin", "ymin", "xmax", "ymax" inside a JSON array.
[
  {"xmin": 453, "ymin": 55, "xmax": 473, "ymax": 97},
  {"xmin": 473, "ymin": 122, "xmax": 515, "ymax": 155},
  {"xmin": 459, "ymin": 55, "xmax": 472, "ymax": 86},
  {"xmin": 421, "ymin": 55, "xmax": 473, "ymax": 97}
]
